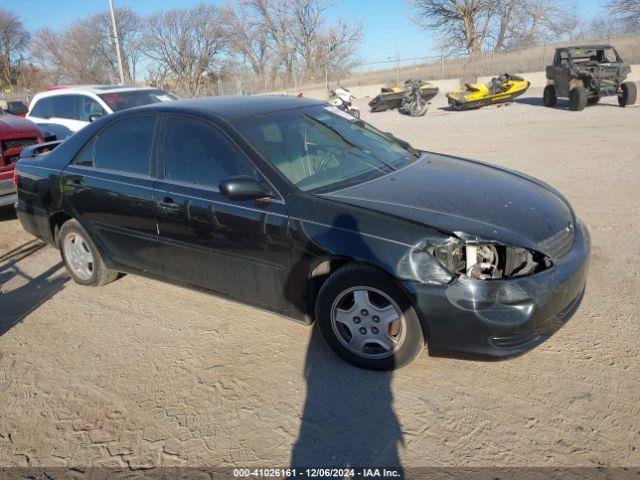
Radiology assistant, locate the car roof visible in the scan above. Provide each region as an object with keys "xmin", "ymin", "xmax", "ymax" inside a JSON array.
[
  {"xmin": 33, "ymin": 85, "xmax": 162, "ymax": 99},
  {"xmin": 131, "ymin": 95, "xmax": 326, "ymax": 120},
  {"xmin": 557, "ymin": 45, "xmax": 614, "ymax": 51}
]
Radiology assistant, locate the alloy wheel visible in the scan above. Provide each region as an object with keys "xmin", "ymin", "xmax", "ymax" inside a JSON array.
[
  {"xmin": 330, "ymin": 286, "xmax": 406, "ymax": 359},
  {"xmin": 63, "ymin": 232, "xmax": 94, "ymax": 281}
]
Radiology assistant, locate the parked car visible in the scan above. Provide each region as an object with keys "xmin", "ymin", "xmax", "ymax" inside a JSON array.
[
  {"xmin": 0, "ymin": 99, "xmax": 29, "ymax": 117},
  {"xmin": 0, "ymin": 110, "xmax": 44, "ymax": 208},
  {"xmin": 15, "ymin": 96, "xmax": 590, "ymax": 370},
  {"xmin": 26, "ymin": 85, "xmax": 176, "ymax": 133}
]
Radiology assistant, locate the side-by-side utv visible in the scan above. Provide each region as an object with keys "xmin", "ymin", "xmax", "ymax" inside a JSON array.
[{"xmin": 544, "ymin": 45, "xmax": 637, "ymax": 111}]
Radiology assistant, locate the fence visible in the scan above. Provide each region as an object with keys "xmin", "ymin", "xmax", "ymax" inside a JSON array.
[
  {"xmin": 299, "ymin": 32, "xmax": 640, "ymax": 94},
  {"xmin": 4, "ymin": 32, "xmax": 640, "ymax": 102}
]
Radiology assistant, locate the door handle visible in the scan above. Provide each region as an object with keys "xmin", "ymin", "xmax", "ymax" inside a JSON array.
[{"xmin": 157, "ymin": 197, "xmax": 180, "ymax": 211}]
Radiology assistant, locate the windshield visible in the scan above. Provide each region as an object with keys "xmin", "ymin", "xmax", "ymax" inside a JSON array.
[
  {"xmin": 98, "ymin": 89, "xmax": 176, "ymax": 112},
  {"xmin": 233, "ymin": 105, "xmax": 418, "ymax": 192},
  {"xmin": 567, "ymin": 47, "xmax": 619, "ymax": 63}
]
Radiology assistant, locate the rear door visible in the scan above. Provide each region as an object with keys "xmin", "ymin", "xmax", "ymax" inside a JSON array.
[
  {"xmin": 29, "ymin": 94, "xmax": 89, "ymax": 132},
  {"xmin": 61, "ymin": 113, "xmax": 162, "ymax": 271},
  {"xmin": 153, "ymin": 114, "xmax": 291, "ymax": 312}
]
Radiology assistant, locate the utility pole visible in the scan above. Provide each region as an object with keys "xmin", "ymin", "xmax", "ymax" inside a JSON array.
[
  {"xmin": 109, "ymin": 0, "xmax": 126, "ymax": 85},
  {"xmin": 395, "ymin": 38, "xmax": 400, "ymax": 85}
]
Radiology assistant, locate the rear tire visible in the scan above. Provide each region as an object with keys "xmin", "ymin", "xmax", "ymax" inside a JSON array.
[
  {"xmin": 543, "ymin": 85, "xmax": 557, "ymax": 107},
  {"xmin": 569, "ymin": 86, "xmax": 587, "ymax": 111},
  {"xmin": 619, "ymin": 82, "xmax": 637, "ymax": 107},
  {"xmin": 59, "ymin": 219, "xmax": 118, "ymax": 287},
  {"xmin": 315, "ymin": 263, "xmax": 425, "ymax": 370}
]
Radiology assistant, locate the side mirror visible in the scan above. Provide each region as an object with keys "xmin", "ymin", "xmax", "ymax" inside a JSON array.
[
  {"xmin": 89, "ymin": 114, "xmax": 102, "ymax": 122},
  {"xmin": 219, "ymin": 176, "xmax": 272, "ymax": 201}
]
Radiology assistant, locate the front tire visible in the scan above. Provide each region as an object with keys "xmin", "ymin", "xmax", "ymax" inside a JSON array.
[
  {"xmin": 619, "ymin": 82, "xmax": 637, "ymax": 107},
  {"xmin": 59, "ymin": 219, "xmax": 118, "ymax": 286},
  {"xmin": 409, "ymin": 99, "xmax": 428, "ymax": 116},
  {"xmin": 543, "ymin": 85, "xmax": 557, "ymax": 107},
  {"xmin": 569, "ymin": 86, "xmax": 587, "ymax": 111},
  {"xmin": 315, "ymin": 263, "xmax": 424, "ymax": 370}
]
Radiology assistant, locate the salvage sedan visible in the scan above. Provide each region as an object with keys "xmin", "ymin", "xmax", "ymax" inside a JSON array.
[{"xmin": 14, "ymin": 96, "xmax": 589, "ymax": 370}]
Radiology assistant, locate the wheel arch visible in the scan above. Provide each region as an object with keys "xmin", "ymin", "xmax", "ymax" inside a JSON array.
[
  {"xmin": 305, "ymin": 256, "xmax": 430, "ymax": 345},
  {"xmin": 49, "ymin": 211, "xmax": 73, "ymax": 247}
]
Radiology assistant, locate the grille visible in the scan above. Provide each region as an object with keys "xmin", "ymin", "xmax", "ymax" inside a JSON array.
[
  {"xmin": 2, "ymin": 137, "xmax": 38, "ymax": 152},
  {"xmin": 1, "ymin": 154, "xmax": 20, "ymax": 166},
  {"xmin": 538, "ymin": 223, "xmax": 575, "ymax": 258}
]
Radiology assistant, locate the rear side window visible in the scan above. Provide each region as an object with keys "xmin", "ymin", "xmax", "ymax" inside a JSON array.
[
  {"xmin": 30, "ymin": 97, "xmax": 52, "ymax": 118},
  {"xmin": 164, "ymin": 116, "xmax": 257, "ymax": 187},
  {"xmin": 75, "ymin": 115, "xmax": 156, "ymax": 175}
]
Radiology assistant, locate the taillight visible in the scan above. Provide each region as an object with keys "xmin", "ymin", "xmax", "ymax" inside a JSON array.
[{"xmin": 13, "ymin": 169, "xmax": 18, "ymax": 188}]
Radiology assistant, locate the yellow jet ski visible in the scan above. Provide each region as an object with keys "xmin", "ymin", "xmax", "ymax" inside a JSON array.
[
  {"xmin": 446, "ymin": 73, "xmax": 530, "ymax": 110},
  {"xmin": 369, "ymin": 80, "xmax": 439, "ymax": 112}
]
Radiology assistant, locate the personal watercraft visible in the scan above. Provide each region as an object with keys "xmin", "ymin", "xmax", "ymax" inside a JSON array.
[
  {"xmin": 369, "ymin": 80, "xmax": 439, "ymax": 112},
  {"xmin": 446, "ymin": 73, "xmax": 530, "ymax": 110}
]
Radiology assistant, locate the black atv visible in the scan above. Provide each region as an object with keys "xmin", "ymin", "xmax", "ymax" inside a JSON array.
[{"xmin": 544, "ymin": 45, "xmax": 637, "ymax": 111}]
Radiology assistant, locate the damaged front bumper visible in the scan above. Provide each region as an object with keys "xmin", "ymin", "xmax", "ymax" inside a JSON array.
[{"xmin": 403, "ymin": 220, "xmax": 590, "ymax": 358}]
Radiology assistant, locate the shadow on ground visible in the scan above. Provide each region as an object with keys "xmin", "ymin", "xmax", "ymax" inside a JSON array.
[
  {"xmin": 0, "ymin": 240, "xmax": 68, "ymax": 336},
  {"xmin": 290, "ymin": 324, "xmax": 404, "ymax": 474},
  {"xmin": 0, "ymin": 206, "xmax": 17, "ymax": 222}
]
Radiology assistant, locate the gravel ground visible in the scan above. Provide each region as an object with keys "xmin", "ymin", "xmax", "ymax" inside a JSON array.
[{"xmin": 0, "ymin": 86, "xmax": 639, "ymax": 473}]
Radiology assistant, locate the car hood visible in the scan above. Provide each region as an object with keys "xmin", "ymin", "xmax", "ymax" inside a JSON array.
[
  {"xmin": 320, "ymin": 153, "xmax": 575, "ymax": 255},
  {"xmin": 0, "ymin": 113, "xmax": 40, "ymax": 135}
]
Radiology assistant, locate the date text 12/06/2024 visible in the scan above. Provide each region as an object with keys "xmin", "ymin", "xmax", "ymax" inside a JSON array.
[{"xmin": 233, "ymin": 468, "xmax": 402, "ymax": 478}]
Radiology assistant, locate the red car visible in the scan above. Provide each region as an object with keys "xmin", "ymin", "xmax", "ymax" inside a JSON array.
[{"xmin": 0, "ymin": 110, "xmax": 44, "ymax": 208}]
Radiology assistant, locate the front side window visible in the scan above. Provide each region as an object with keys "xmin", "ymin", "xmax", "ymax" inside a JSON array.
[
  {"xmin": 233, "ymin": 106, "xmax": 418, "ymax": 192},
  {"xmin": 164, "ymin": 116, "xmax": 257, "ymax": 187},
  {"xmin": 78, "ymin": 96, "xmax": 107, "ymax": 122},
  {"xmin": 82, "ymin": 115, "xmax": 156, "ymax": 175}
]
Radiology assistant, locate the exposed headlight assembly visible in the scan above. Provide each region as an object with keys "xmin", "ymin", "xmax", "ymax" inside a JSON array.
[{"xmin": 403, "ymin": 235, "xmax": 550, "ymax": 284}]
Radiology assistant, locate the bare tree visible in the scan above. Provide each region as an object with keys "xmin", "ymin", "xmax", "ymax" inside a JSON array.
[
  {"xmin": 225, "ymin": 3, "xmax": 271, "ymax": 80},
  {"xmin": 244, "ymin": 0, "xmax": 298, "ymax": 81},
  {"xmin": 0, "ymin": 8, "xmax": 30, "ymax": 87},
  {"xmin": 30, "ymin": 27, "xmax": 112, "ymax": 84},
  {"xmin": 141, "ymin": 5, "xmax": 227, "ymax": 96},
  {"xmin": 408, "ymin": 0, "xmax": 496, "ymax": 55},
  {"xmin": 29, "ymin": 9, "xmax": 142, "ymax": 85},
  {"xmin": 316, "ymin": 19, "xmax": 364, "ymax": 80},
  {"xmin": 606, "ymin": 0, "xmax": 640, "ymax": 32},
  {"xmin": 498, "ymin": 0, "xmax": 576, "ymax": 49},
  {"xmin": 78, "ymin": 8, "xmax": 142, "ymax": 83},
  {"xmin": 289, "ymin": 0, "xmax": 332, "ymax": 72}
]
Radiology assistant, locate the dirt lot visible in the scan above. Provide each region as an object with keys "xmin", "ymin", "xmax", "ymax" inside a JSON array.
[{"xmin": 0, "ymin": 87, "xmax": 639, "ymax": 473}]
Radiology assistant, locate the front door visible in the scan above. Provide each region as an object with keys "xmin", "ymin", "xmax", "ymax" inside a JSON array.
[
  {"xmin": 153, "ymin": 114, "xmax": 291, "ymax": 313},
  {"xmin": 553, "ymin": 52, "xmax": 571, "ymax": 97}
]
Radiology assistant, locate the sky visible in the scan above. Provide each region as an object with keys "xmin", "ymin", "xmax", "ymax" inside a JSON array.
[{"xmin": 3, "ymin": 0, "xmax": 605, "ymax": 64}]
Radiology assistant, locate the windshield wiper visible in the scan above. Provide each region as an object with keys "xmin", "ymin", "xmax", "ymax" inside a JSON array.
[{"xmin": 300, "ymin": 113, "xmax": 398, "ymax": 171}]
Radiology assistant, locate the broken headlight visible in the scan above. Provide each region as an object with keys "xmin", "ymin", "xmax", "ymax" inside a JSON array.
[{"xmin": 424, "ymin": 237, "xmax": 549, "ymax": 281}]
